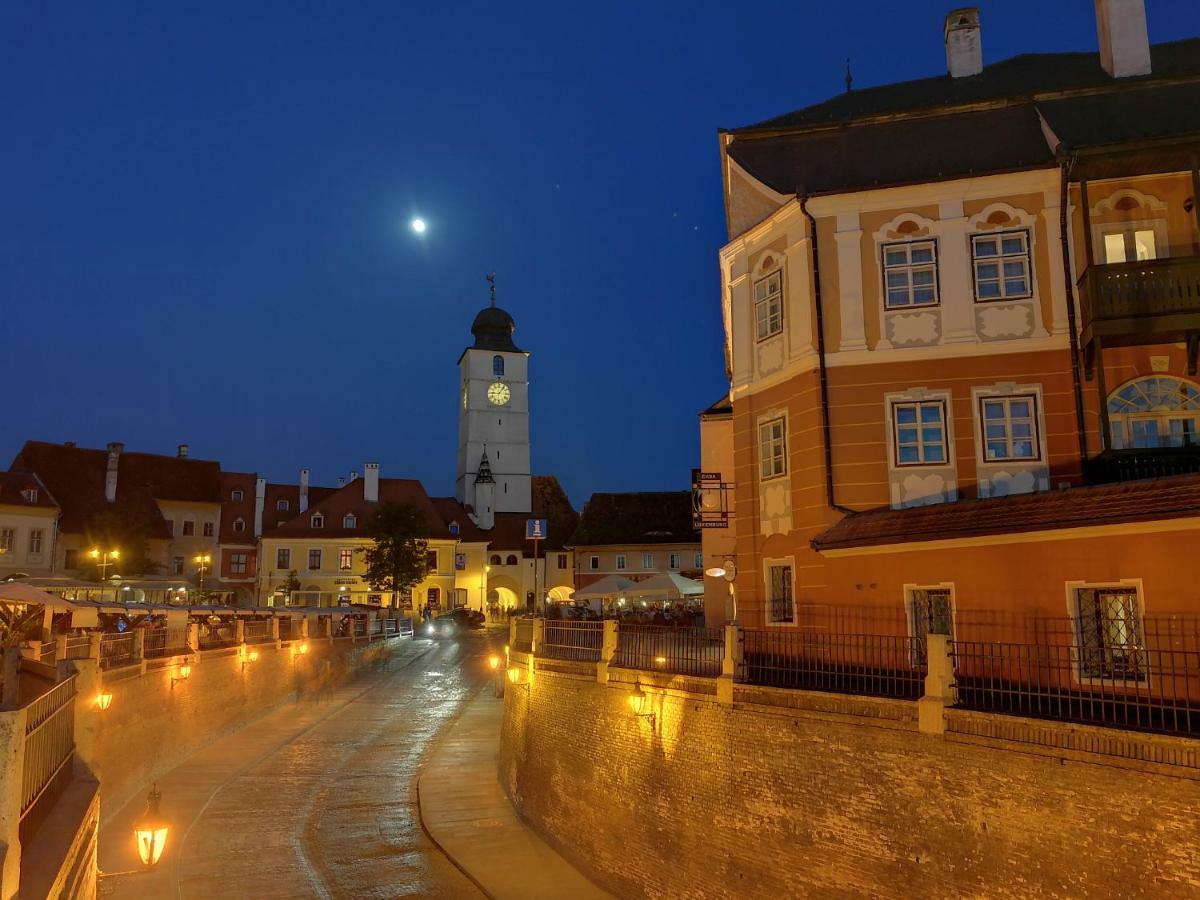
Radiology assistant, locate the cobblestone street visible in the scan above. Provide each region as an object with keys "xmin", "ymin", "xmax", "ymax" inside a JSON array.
[{"xmin": 99, "ymin": 631, "xmax": 503, "ymax": 899}]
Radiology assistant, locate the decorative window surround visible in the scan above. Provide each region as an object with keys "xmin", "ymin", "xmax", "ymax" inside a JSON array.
[
  {"xmin": 763, "ymin": 556, "xmax": 797, "ymax": 626},
  {"xmin": 970, "ymin": 203, "xmax": 1048, "ymax": 341},
  {"xmin": 1090, "ymin": 188, "xmax": 1168, "ymax": 264},
  {"xmin": 884, "ymin": 387, "xmax": 958, "ymax": 509},
  {"xmin": 1065, "ymin": 579, "xmax": 1147, "ymax": 687},
  {"xmin": 756, "ymin": 408, "xmax": 793, "ymax": 536},
  {"xmin": 873, "ymin": 212, "xmax": 945, "ymax": 350},
  {"xmin": 751, "ymin": 251, "xmax": 787, "ymax": 377},
  {"xmin": 972, "ymin": 383, "xmax": 1049, "ymax": 498}
]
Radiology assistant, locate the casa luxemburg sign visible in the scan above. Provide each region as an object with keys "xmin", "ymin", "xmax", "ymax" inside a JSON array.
[{"xmin": 691, "ymin": 468, "xmax": 731, "ymax": 529}]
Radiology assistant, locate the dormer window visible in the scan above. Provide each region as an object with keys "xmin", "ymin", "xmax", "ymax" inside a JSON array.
[
  {"xmin": 343, "ymin": 514, "xmax": 357, "ymax": 529},
  {"xmin": 449, "ymin": 521, "xmax": 460, "ymax": 536},
  {"xmin": 311, "ymin": 514, "xmax": 324, "ymax": 528},
  {"xmin": 233, "ymin": 517, "xmax": 246, "ymax": 533},
  {"xmin": 277, "ymin": 499, "xmax": 290, "ymax": 511},
  {"xmin": 21, "ymin": 488, "xmax": 38, "ymax": 503},
  {"xmin": 493, "ymin": 355, "xmax": 504, "ymax": 377},
  {"xmin": 231, "ymin": 489, "xmax": 244, "ymax": 502}
]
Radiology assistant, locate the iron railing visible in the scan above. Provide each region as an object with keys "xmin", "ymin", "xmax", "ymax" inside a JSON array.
[
  {"xmin": 143, "ymin": 626, "xmax": 189, "ymax": 659},
  {"xmin": 244, "ymin": 620, "xmax": 273, "ymax": 644},
  {"xmin": 612, "ymin": 625, "xmax": 724, "ymax": 678},
  {"xmin": 197, "ymin": 625, "xmax": 237, "ymax": 651},
  {"xmin": 742, "ymin": 630, "xmax": 926, "ymax": 700},
  {"xmin": 99, "ymin": 633, "xmax": 136, "ymax": 670},
  {"xmin": 369, "ymin": 619, "xmax": 384, "ymax": 638},
  {"xmin": 279, "ymin": 618, "xmax": 294, "ymax": 643},
  {"xmin": 399, "ymin": 617, "xmax": 414, "ymax": 637},
  {"xmin": 353, "ymin": 618, "xmax": 367, "ymax": 638},
  {"xmin": 20, "ymin": 676, "xmax": 76, "ymax": 842},
  {"xmin": 514, "ymin": 619, "xmax": 534, "ymax": 653},
  {"xmin": 540, "ymin": 621, "xmax": 603, "ymax": 662}
]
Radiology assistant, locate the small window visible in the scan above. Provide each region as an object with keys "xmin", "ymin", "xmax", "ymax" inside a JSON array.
[
  {"xmin": 427, "ymin": 550, "xmax": 439, "ymax": 571},
  {"xmin": 311, "ymin": 514, "xmax": 324, "ymax": 529},
  {"xmin": 669, "ymin": 553, "xmax": 680, "ymax": 570},
  {"xmin": 493, "ymin": 355, "xmax": 505, "ymax": 377},
  {"xmin": 230, "ymin": 552, "xmax": 248, "ymax": 575},
  {"xmin": 980, "ymin": 395, "xmax": 1039, "ymax": 461},
  {"xmin": 28, "ymin": 529, "xmax": 43, "ymax": 555},
  {"xmin": 694, "ymin": 553, "xmax": 703, "ymax": 569},
  {"xmin": 182, "ymin": 519, "xmax": 195, "ymax": 536},
  {"xmin": 590, "ymin": 555, "xmax": 599, "ymax": 570},
  {"xmin": 642, "ymin": 552, "xmax": 654, "ymax": 569},
  {"xmin": 972, "ymin": 231, "xmax": 1031, "ymax": 301},
  {"xmin": 892, "ymin": 401, "xmax": 948, "ymax": 466},
  {"xmin": 203, "ymin": 521, "xmax": 215, "ymax": 537},
  {"xmin": 767, "ymin": 564, "xmax": 794, "ymax": 624},
  {"xmin": 339, "ymin": 548, "xmax": 353, "ymax": 571},
  {"xmin": 883, "ymin": 239, "xmax": 939, "ymax": 308},
  {"xmin": 427, "ymin": 587, "xmax": 441, "ymax": 608},
  {"xmin": 489, "ymin": 554, "xmax": 502, "ymax": 565},
  {"xmin": 1075, "ymin": 586, "xmax": 1145, "ymax": 680},
  {"xmin": 172, "ymin": 556, "xmax": 184, "ymax": 575},
  {"xmin": 231, "ymin": 489, "xmax": 244, "ymax": 502},
  {"xmin": 277, "ymin": 548, "xmax": 291, "ymax": 569},
  {"xmin": 759, "ymin": 417, "xmax": 787, "ymax": 480},
  {"xmin": 307, "ymin": 549, "xmax": 322, "ymax": 571},
  {"xmin": 277, "ymin": 499, "xmax": 290, "ymax": 511},
  {"xmin": 0, "ymin": 529, "xmax": 13, "ymax": 552},
  {"xmin": 506, "ymin": 554, "xmax": 518, "ymax": 566},
  {"xmin": 449, "ymin": 521, "xmax": 459, "ymax": 536},
  {"xmin": 343, "ymin": 514, "xmax": 357, "ymax": 529},
  {"xmin": 753, "ymin": 270, "xmax": 783, "ymax": 340},
  {"xmin": 233, "ymin": 517, "xmax": 246, "ymax": 533},
  {"xmin": 615, "ymin": 554, "xmax": 627, "ymax": 571},
  {"xmin": 21, "ymin": 488, "xmax": 38, "ymax": 503},
  {"xmin": 557, "ymin": 553, "xmax": 568, "ymax": 568}
]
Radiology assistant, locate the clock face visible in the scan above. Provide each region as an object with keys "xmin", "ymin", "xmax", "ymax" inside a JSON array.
[{"xmin": 487, "ymin": 381, "xmax": 511, "ymax": 406}]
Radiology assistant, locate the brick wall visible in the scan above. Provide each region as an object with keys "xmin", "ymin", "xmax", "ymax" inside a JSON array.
[{"xmin": 500, "ymin": 666, "xmax": 1200, "ymax": 898}]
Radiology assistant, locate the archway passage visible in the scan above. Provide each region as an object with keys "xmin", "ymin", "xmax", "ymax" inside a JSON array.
[{"xmin": 546, "ymin": 586, "xmax": 573, "ymax": 604}]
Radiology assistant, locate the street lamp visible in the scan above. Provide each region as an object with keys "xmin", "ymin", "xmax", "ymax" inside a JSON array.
[
  {"xmin": 89, "ymin": 547, "xmax": 121, "ymax": 582},
  {"xmin": 628, "ymin": 683, "xmax": 655, "ymax": 727},
  {"xmin": 705, "ymin": 558, "xmax": 738, "ymax": 623},
  {"xmin": 133, "ymin": 785, "xmax": 169, "ymax": 868},
  {"xmin": 480, "ymin": 564, "xmax": 491, "ymax": 615},
  {"xmin": 193, "ymin": 554, "xmax": 212, "ymax": 598},
  {"xmin": 94, "ymin": 692, "xmax": 114, "ymax": 711}
]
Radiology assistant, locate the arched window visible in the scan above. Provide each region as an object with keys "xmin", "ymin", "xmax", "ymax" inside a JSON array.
[
  {"xmin": 506, "ymin": 554, "xmax": 519, "ymax": 566},
  {"xmin": 493, "ymin": 355, "xmax": 504, "ymax": 377},
  {"xmin": 489, "ymin": 554, "xmax": 502, "ymax": 565},
  {"xmin": 1109, "ymin": 376, "xmax": 1200, "ymax": 449}
]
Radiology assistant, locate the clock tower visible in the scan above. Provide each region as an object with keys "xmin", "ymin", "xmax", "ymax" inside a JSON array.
[{"xmin": 456, "ymin": 279, "xmax": 531, "ymax": 522}]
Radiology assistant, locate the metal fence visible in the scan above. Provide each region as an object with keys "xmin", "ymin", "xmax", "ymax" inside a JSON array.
[
  {"xmin": 540, "ymin": 621, "xmax": 604, "ymax": 662},
  {"xmin": 399, "ymin": 617, "xmax": 414, "ymax": 637},
  {"xmin": 99, "ymin": 633, "xmax": 136, "ymax": 671},
  {"xmin": 243, "ymin": 620, "xmax": 273, "ymax": 644},
  {"xmin": 612, "ymin": 625, "xmax": 724, "ymax": 678},
  {"xmin": 197, "ymin": 625, "xmax": 237, "ymax": 651},
  {"xmin": 20, "ymin": 676, "xmax": 76, "ymax": 844},
  {"xmin": 743, "ymin": 630, "xmax": 926, "ymax": 701},
  {"xmin": 143, "ymin": 626, "xmax": 189, "ymax": 659}
]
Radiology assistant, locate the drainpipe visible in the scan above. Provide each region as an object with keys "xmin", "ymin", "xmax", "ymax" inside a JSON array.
[
  {"xmin": 1058, "ymin": 155, "xmax": 1090, "ymax": 474},
  {"xmin": 800, "ymin": 193, "xmax": 855, "ymax": 515}
]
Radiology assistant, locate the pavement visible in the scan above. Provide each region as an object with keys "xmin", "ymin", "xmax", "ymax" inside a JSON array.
[
  {"xmin": 97, "ymin": 632, "xmax": 501, "ymax": 899},
  {"xmin": 418, "ymin": 689, "xmax": 614, "ymax": 900}
]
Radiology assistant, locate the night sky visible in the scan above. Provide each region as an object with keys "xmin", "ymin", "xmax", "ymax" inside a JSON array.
[{"xmin": 3, "ymin": 1, "xmax": 1195, "ymax": 507}]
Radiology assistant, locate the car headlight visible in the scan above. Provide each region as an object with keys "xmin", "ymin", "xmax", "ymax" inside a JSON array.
[{"xmin": 426, "ymin": 624, "xmax": 435, "ymax": 634}]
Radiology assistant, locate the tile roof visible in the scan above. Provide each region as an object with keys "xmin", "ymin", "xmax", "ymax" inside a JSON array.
[
  {"xmin": 219, "ymin": 471, "xmax": 258, "ymax": 546},
  {"xmin": 261, "ymin": 477, "xmax": 452, "ymax": 540},
  {"xmin": 261, "ymin": 482, "xmax": 336, "ymax": 531},
  {"xmin": 700, "ymin": 394, "xmax": 732, "ymax": 417},
  {"xmin": 0, "ymin": 472, "xmax": 58, "ymax": 510},
  {"xmin": 569, "ymin": 491, "xmax": 699, "ymax": 547},
  {"xmin": 485, "ymin": 476, "xmax": 578, "ymax": 554},
  {"xmin": 811, "ymin": 475, "xmax": 1200, "ymax": 552},
  {"xmin": 430, "ymin": 497, "xmax": 490, "ymax": 543}
]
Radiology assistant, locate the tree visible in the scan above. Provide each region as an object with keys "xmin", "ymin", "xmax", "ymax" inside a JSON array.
[
  {"xmin": 282, "ymin": 570, "xmax": 301, "ymax": 596},
  {"xmin": 79, "ymin": 506, "xmax": 160, "ymax": 577},
  {"xmin": 360, "ymin": 502, "xmax": 430, "ymax": 603}
]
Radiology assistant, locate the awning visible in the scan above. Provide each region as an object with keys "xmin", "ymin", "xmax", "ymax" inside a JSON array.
[
  {"xmin": 622, "ymin": 573, "xmax": 704, "ymax": 600},
  {"xmin": 572, "ymin": 575, "xmax": 635, "ymax": 601}
]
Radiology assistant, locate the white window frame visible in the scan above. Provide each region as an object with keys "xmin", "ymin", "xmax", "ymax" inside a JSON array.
[
  {"xmin": 694, "ymin": 553, "xmax": 703, "ymax": 569},
  {"xmin": 977, "ymin": 393, "xmax": 1041, "ymax": 462},
  {"xmin": 343, "ymin": 515, "xmax": 357, "ymax": 529},
  {"xmin": 970, "ymin": 229, "xmax": 1032, "ymax": 302},
  {"xmin": 589, "ymin": 555, "xmax": 599, "ymax": 570},
  {"xmin": 182, "ymin": 518, "xmax": 195, "ymax": 536},
  {"xmin": 642, "ymin": 552, "xmax": 654, "ymax": 569},
  {"xmin": 763, "ymin": 557, "xmax": 796, "ymax": 626},
  {"xmin": 881, "ymin": 239, "xmax": 939, "ymax": 309},
  {"xmin": 277, "ymin": 499, "xmax": 290, "ymax": 511},
  {"xmin": 230, "ymin": 552, "xmax": 248, "ymax": 575},
  {"xmin": 669, "ymin": 552, "xmax": 680, "ymax": 570},
  {"xmin": 231, "ymin": 489, "xmax": 244, "ymax": 502},
  {"xmin": 758, "ymin": 416, "xmax": 787, "ymax": 480},
  {"xmin": 203, "ymin": 521, "xmax": 215, "ymax": 537},
  {"xmin": 615, "ymin": 554, "xmax": 626, "ymax": 571},
  {"xmin": 753, "ymin": 270, "xmax": 783, "ymax": 341},
  {"xmin": 233, "ymin": 517, "xmax": 246, "ymax": 533},
  {"xmin": 890, "ymin": 399, "xmax": 950, "ymax": 467},
  {"xmin": 311, "ymin": 514, "xmax": 324, "ymax": 529},
  {"xmin": 1065, "ymin": 579, "xmax": 1148, "ymax": 687},
  {"xmin": 339, "ymin": 548, "xmax": 353, "ymax": 571},
  {"xmin": 1, "ymin": 528, "xmax": 16, "ymax": 552},
  {"xmin": 28, "ymin": 529, "xmax": 43, "ymax": 555}
]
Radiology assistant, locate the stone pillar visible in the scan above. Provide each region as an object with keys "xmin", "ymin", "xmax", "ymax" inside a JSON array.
[
  {"xmin": 55, "ymin": 635, "xmax": 68, "ymax": 665},
  {"xmin": 320, "ymin": 616, "xmax": 332, "ymax": 640},
  {"xmin": 132, "ymin": 629, "xmax": 147, "ymax": 674},
  {"xmin": 508, "ymin": 618, "xmax": 517, "ymax": 647},
  {"xmin": 717, "ymin": 622, "xmax": 744, "ymax": 705},
  {"xmin": 918, "ymin": 633, "xmax": 957, "ymax": 735},
  {"xmin": 934, "ymin": 202, "xmax": 978, "ymax": 344},
  {"xmin": 596, "ymin": 620, "xmax": 618, "ymax": 685},
  {"xmin": 0, "ymin": 706, "xmax": 29, "ymax": 899},
  {"xmin": 71, "ymin": 658, "xmax": 101, "ymax": 781},
  {"xmin": 299, "ymin": 618, "xmax": 310, "ymax": 640},
  {"xmin": 530, "ymin": 618, "xmax": 545, "ymax": 655},
  {"xmin": 234, "ymin": 620, "xmax": 246, "ymax": 645},
  {"xmin": 270, "ymin": 617, "xmax": 281, "ymax": 649},
  {"xmin": 185, "ymin": 623, "xmax": 200, "ymax": 655}
]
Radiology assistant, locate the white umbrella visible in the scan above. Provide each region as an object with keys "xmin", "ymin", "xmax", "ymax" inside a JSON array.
[
  {"xmin": 572, "ymin": 574, "xmax": 636, "ymax": 601},
  {"xmin": 0, "ymin": 583, "xmax": 64, "ymax": 607},
  {"xmin": 622, "ymin": 573, "xmax": 704, "ymax": 600}
]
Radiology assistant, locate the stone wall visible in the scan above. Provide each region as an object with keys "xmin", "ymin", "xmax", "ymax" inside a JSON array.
[
  {"xmin": 499, "ymin": 661, "xmax": 1200, "ymax": 899},
  {"xmin": 96, "ymin": 636, "xmax": 396, "ymax": 818}
]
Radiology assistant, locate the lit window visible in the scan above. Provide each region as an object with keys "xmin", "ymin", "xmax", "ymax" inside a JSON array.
[
  {"xmin": 311, "ymin": 515, "xmax": 324, "ymax": 528},
  {"xmin": 182, "ymin": 519, "xmax": 195, "ymax": 536},
  {"xmin": 753, "ymin": 270, "xmax": 783, "ymax": 340},
  {"xmin": 339, "ymin": 548, "xmax": 353, "ymax": 571},
  {"xmin": 1109, "ymin": 377, "xmax": 1200, "ymax": 450},
  {"xmin": 277, "ymin": 548, "xmax": 291, "ymax": 569},
  {"xmin": 767, "ymin": 564, "xmax": 794, "ymax": 624},
  {"xmin": 972, "ymin": 231, "xmax": 1031, "ymax": 301},
  {"xmin": 230, "ymin": 553, "xmax": 248, "ymax": 575},
  {"xmin": 642, "ymin": 552, "xmax": 653, "ymax": 569},
  {"xmin": 231, "ymin": 489, "xmax": 244, "ymax": 502},
  {"xmin": 1074, "ymin": 586, "xmax": 1145, "ymax": 680},
  {"xmin": 0, "ymin": 529, "xmax": 13, "ymax": 552},
  {"xmin": 277, "ymin": 499, "xmax": 290, "ymax": 511},
  {"xmin": 343, "ymin": 515, "xmax": 357, "ymax": 529},
  {"xmin": 493, "ymin": 355, "xmax": 505, "ymax": 377},
  {"xmin": 203, "ymin": 521, "xmax": 214, "ymax": 537},
  {"xmin": 307, "ymin": 549, "xmax": 322, "ymax": 571},
  {"xmin": 883, "ymin": 240, "xmax": 939, "ymax": 308},
  {"xmin": 1101, "ymin": 228, "xmax": 1158, "ymax": 264},
  {"xmin": 759, "ymin": 417, "xmax": 787, "ymax": 480},
  {"xmin": 980, "ymin": 396, "xmax": 1039, "ymax": 461},
  {"xmin": 233, "ymin": 518, "xmax": 246, "ymax": 533},
  {"xmin": 892, "ymin": 401, "xmax": 947, "ymax": 466},
  {"xmin": 616, "ymin": 554, "xmax": 626, "ymax": 570}
]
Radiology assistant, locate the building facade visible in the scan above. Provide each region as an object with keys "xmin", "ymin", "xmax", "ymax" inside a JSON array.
[
  {"xmin": 0, "ymin": 473, "xmax": 59, "ymax": 579},
  {"xmin": 710, "ymin": 4, "xmax": 1200, "ymax": 648},
  {"xmin": 570, "ymin": 492, "xmax": 702, "ymax": 590}
]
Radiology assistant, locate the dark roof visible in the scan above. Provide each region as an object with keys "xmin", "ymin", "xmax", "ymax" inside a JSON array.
[
  {"xmin": 261, "ymin": 477, "xmax": 451, "ymax": 540},
  {"xmin": 729, "ymin": 38, "xmax": 1200, "ymax": 133},
  {"xmin": 700, "ymin": 394, "xmax": 732, "ymax": 417},
  {"xmin": 430, "ymin": 497, "xmax": 490, "ymax": 543},
  {"xmin": 470, "ymin": 306, "xmax": 523, "ymax": 353},
  {"xmin": 486, "ymin": 476, "xmax": 578, "ymax": 554},
  {"xmin": 11, "ymin": 441, "xmax": 222, "ymax": 538},
  {"xmin": 569, "ymin": 491, "xmax": 699, "ymax": 547},
  {"xmin": 812, "ymin": 476, "xmax": 1200, "ymax": 552},
  {"xmin": 726, "ymin": 38, "xmax": 1200, "ymax": 198},
  {"xmin": 219, "ymin": 472, "xmax": 257, "ymax": 546},
  {"xmin": 261, "ymin": 482, "xmax": 336, "ymax": 531},
  {"xmin": 0, "ymin": 472, "xmax": 57, "ymax": 510}
]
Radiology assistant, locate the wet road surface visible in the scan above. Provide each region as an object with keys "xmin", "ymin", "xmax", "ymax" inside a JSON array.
[{"xmin": 100, "ymin": 630, "xmax": 502, "ymax": 899}]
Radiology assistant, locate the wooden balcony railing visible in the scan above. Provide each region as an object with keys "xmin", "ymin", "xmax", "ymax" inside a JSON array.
[{"xmin": 1078, "ymin": 256, "xmax": 1200, "ymax": 346}]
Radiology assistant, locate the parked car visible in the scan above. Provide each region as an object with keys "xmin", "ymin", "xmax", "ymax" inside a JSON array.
[
  {"xmin": 449, "ymin": 607, "xmax": 485, "ymax": 629},
  {"xmin": 423, "ymin": 616, "xmax": 458, "ymax": 639}
]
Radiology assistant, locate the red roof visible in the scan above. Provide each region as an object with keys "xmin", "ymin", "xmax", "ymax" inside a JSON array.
[
  {"xmin": 430, "ymin": 498, "xmax": 489, "ymax": 542},
  {"xmin": 0, "ymin": 472, "xmax": 57, "ymax": 510},
  {"xmin": 812, "ymin": 475, "xmax": 1200, "ymax": 552},
  {"xmin": 261, "ymin": 477, "xmax": 452, "ymax": 540},
  {"xmin": 219, "ymin": 471, "xmax": 258, "ymax": 546}
]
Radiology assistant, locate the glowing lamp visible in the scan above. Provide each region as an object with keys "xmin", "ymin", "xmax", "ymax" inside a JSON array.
[
  {"xmin": 111, "ymin": 550, "xmax": 121, "ymax": 560},
  {"xmin": 507, "ymin": 667, "xmax": 522, "ymax": 684},
  {"xmin": 177, "ymin": 664, "xmax": 191, "ymax": 679},
  {"xmin": 133, "ymin": 786, "xmax": 169, "ymax": 867},
  {"xmin": 248, "ymin": 650, "xmax": 259, "ymax": 662},
  {"xmin": 628, "ymin": 683, "xmax": 651, "ymax": 718},
  {"xmin": 488, "ymin": 655, "xmax": 500, "ymax": 670},
  {"xmin": 654, "ymin": 655, "xmax": 667, "ymax": 665},
  {"xmin": 94, "ymin": 692, "xmax": 113, "ymax": 711},
  {"xmin": 704, "ymin": 566, "xmax": 726, "ymax": 579},
  {"xmin": 297, "ymin": 642, "xmax": 309, "ymax": 655}
]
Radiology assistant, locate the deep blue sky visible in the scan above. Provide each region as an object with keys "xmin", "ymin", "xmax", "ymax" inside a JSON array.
[{"xmin": 3, "ymin": 1, "xmax": 1195, "ymax": 507}]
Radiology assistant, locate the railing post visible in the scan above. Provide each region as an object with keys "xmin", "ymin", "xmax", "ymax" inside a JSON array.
[
  {"xmin": 234, "ymin": 620, "xmax": 246, "ymax": 645},
  {"xmin": 0, "ymin": 705, "xmax": 29, "ymax": 899},
  {"xmin": 718, "ymin": 623, "xmax": 743, "ymax": 706},
  {"xmin": 87, "ymin": 632, "xmax": 101, "ymax": 661},
  {"xmin": 185, "ymin": 623, "xmax": 200, "ymax": 656},
  {"xmin": 919, "ymin": 634, "xmax": 957, "ymax": 735},
  {"xmin": 300, "ymin": 618, "xmax": 310, "ymax": 640},
  {"xmin": 597, "ymin": 620, "xmax": 618, "ymax": 685},
  {"xmin": 270, "ymin": 617, "xmax": 281, "ymax": 649},
  {"xmin": 55, "ymin": 635, "xmax": 68, "ymax": 665},
  {"xmin": 132, "ymin": 628, "xmax": 147, "ymax": 674},
  {"xmin": 508, "ymin": 617, "xmax": 517, "ymax": 647},
  {"xmin": 531, "ymin": 618, "xmax": 545, "ymax": 655}
]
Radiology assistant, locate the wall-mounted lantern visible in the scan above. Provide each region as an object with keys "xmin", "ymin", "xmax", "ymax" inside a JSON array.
[
  {"xmin": 171, "ymin": 663, "xmax": 192, "ymax": 688},
  {"xmin": 628, "ymin": 683, "xmax": 655, "ymax": 728},
  {"xmin": 241, "ymin": 645, "xmax": 259, "ymax": 671},
  {"xmin": 133, "ymin": 785, "xmax": 169, "ymax": 868},
  {"xmin": 94, "ymin": 692, "xmax": 114, "ymax": 711}
]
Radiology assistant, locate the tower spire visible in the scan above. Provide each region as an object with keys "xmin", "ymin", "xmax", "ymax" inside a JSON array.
[{"xmin": 486, "ymin": 271, "xmax": 496, "ymax": 308}]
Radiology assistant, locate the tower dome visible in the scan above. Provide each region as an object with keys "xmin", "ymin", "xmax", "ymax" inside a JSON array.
[{"xmin": 471, "ymin": 306, "xmax": 522, "ymax": 352}]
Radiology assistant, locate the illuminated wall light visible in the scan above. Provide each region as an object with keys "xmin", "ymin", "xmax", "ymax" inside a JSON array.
[
  {"xmin": 133, "ymin": 785, "xmax": 169, "ymax": 867},
  {"xmin": 488, "ymin": 655, "xmax": 500, "ymax": 671},
  {"xmin": 94, "ymin": 692, "xmax": 114, "ymax": 711}
]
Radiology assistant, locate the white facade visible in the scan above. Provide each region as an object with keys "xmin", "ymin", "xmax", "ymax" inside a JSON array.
[{"xmin": 456, "ymin": 347, "xmax": 532, "ymax": 516}]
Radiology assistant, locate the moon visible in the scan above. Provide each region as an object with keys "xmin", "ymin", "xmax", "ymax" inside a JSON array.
[{"xmin": 411, "ymin": 218, "xmax": 427, "ymax": 234}]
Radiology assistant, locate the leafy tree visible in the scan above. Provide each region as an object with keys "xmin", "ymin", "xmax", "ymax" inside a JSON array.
[
  {"xmin": 359, "ymin": 502, "xmax": 430, "ymax": 601},
  {"xmin": 282, "ymin": 570, "xmax": 301, "ymax": 596},
  {"xmin": 80, "ymin": 506, "xmax": 159, "ymax": 577}
]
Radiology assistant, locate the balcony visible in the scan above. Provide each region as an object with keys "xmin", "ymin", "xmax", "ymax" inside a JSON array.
[
  {"xmin": 1078, "ymin": 256, "xmax": 1200, "ymax": 359},
  {"xmin": 1084, "ymin": 447, "xmax": 1200, "ymax": 484}
]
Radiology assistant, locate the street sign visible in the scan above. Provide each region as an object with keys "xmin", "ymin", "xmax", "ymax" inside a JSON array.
[
  {"xmin": 691, "ymin": 468, "xmax": 731, "ymax": 529},
  {"xmin": 526, "ymin": 519, "xmax": 548, "ymax": 540}
]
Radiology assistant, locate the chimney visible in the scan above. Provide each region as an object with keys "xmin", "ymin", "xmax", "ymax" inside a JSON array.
[
  {"xmin": 944, "ymin": 8, "xmax": 982, "ymax": 78},
  {"xmin": 1095, "ymin": 0, "xmax": 1151, "ymax": 78},
  {"xmin": 64, "ymin": 441, "xmax": 75, "ymax": 448},
  {"xmin": 105, "ymin": 442, "xmax": 123, "ymax": 503},
  {"xmin": 254, "ymin": 477, "xmax": 266, "ymax": 538},
  {"xmin": 349, "ymin": 470, "xmax": 359, "ymax": 482},
  {"xmin": 364, "ymin": 463, "xmax": 380, "ymax": 503},
  {"xmin": 177, "ymin": 443, "xmax": 189, "ymax": 459},
  {"xmin": 336, "ymin": 476, "xmax": 346, "ymax": 488},
  {"xmin": 299, "ymin": 468, "xmax": 310, "ymax": 513}
]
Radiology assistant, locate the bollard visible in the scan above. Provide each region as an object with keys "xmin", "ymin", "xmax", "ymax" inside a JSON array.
[
  {"xmin": 717, "ymin": 622, "xmax": 744, "ymax": 705},
  {"xmin": 597, "ymin": 619, "xmax": 618, "ymax": 685}
]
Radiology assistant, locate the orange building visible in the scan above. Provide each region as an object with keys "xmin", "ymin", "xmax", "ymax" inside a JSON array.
[{"xmin": 709, "ymin": 3, "xmax": 1200, "ymax": 665}]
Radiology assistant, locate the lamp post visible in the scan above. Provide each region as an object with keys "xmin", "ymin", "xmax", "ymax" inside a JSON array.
[
  {"xmin": 481, "ymin": 565, "xmax": 491, "ymax": 616},
  {"xmin": 705, "ymin": 557, "xmax": 738, "ymax": 623},
  {"xmin": 194, "ymin": 554, "xmax": 212, "ymax": 599},
  {"xmin": 89, "ymin": 547, "xmax": 121, "ymax": 582},
  {"xmin": 133, "ymin": 785, "xmax": 169, "ymax": 867}
]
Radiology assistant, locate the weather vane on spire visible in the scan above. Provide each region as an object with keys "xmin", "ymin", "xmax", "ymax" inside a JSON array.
[{"xmin": 486, "ymin": 272, "xmax": 496, "ymax": 307}]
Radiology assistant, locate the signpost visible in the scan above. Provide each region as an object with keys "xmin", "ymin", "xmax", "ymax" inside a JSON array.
[
  {"xmin": 526, "ymin": 519, "xmax": 548, "ymax": 612},
  {"xmin": 691, "ymin": 469, "xmax": 732, "ymax": 529}
]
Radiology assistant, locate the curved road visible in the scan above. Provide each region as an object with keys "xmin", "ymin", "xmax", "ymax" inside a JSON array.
[{"xmin": 100, "ymin": 631, "xmax": 501, "ymax": 899}]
